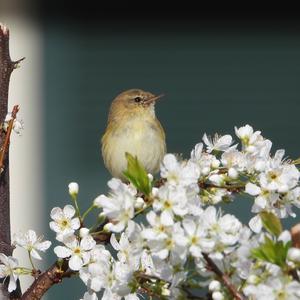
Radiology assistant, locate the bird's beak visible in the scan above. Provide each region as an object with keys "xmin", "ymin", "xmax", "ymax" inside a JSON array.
[{"xmin": 144, "ymin": 94, "xmax": 164, "ymax": 105}]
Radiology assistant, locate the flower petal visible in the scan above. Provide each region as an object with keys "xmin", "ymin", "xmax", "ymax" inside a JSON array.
[
  {"xmin": 50, "ymin": 207, "xmax": 63, "ymax": 221},
  {"xmin": 80, "ymin": 236, "xmax": 96, "ymax": 251},
  {"xmin": 30, "ymin": 249, "xmax": 42, "ymax": 260},
  {"xmin": 63, "ymin": 205, "xmax": 76, "ymax": 219},
  {"xmin": 54, "ymin": 246, "xmax": 72, "ymax": 258},
  {"xmin": 69, "ymin": 255, "xmax": 83, "ymax": 271},
  {"xmin": 36, "ymin": 240, "xmax": 52, "ymax": 252}
]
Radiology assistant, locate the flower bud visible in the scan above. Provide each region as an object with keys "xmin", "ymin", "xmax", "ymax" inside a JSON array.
[
  {"xmin": 288, "ymin": 248, "xmax": 300, "ymax": 262},
  {"xmin": 211, "ymin": 159, "xmax": 220, "ymax": 169},
  {"xmin": 209, "ymin": 280, "xmax": 221, "ymax": 291},
  {"xmin": 68, "ymin": 182, "xmax": 79, "ymax": 196},
  {"xmin": 79, "ymin": 228, "xmax": 90, "ymax": 238},
  {"xmin": 135, "ymin": 197, "xmax": 145, "ymax": 209},
  {"xmin": 147, "ymin": 173, "xmax": 154, "ymax": 182},
  {"xmin": 247, "ymin": 274, "xmax": 259, "ymax": 284},
  {"xmin": 228, "ymin": 167, "xmax": 238, "ymax": 179},
  {"xmin": 212, "ymin": 291, "xmax": 224, "ymax": 300}
]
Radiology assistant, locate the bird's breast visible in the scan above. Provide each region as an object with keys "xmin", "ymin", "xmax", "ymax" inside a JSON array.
[{"xmin": 102, "ymin": 117, "xmax": 166, "ymax": 179}]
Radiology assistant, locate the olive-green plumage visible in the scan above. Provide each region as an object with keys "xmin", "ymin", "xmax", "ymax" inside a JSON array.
[{"xmin": 102, "ymin": 89, "xmax": 166, "ymax": 179}]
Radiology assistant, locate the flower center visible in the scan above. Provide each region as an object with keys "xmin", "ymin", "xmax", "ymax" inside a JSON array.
[
  {"xmin": 268, "ymin": 171, "xmax": 278, "ymax": 181},
  {"xmin": 73, "ymin": 247, "xmax": 81, "ymax": 255},
  {"xmin": 191, "ymin": 236, "xmax": 198, "ymax": 245},
  {"xmin": 59, "ymin": 218, "xmax": 70, "ymax": 230},
  {"xmin": 166, "ymin": 238, "xmax": 174, "ymax": 249},
  {"xmin": 163, "ymin": 200, "xmax": 172, "ymax": 210}
]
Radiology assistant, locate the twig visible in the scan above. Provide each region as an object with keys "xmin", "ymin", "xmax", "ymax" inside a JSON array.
[
  {"xmin": 0, "ymin": 105, "xmax": 19, "ymax": 173},
  {"xmin": 20, "ymin": 260, "xmax": 75, "ymax": 300},
  {"xmin": 202, "ymin": 253, "xmax": 246, "ymax": 300}
]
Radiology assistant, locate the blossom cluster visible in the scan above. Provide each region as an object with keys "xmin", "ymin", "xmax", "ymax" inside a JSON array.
[{"xmin": 2, "ymin": 124, "xmax": 300, "ymax": 300}]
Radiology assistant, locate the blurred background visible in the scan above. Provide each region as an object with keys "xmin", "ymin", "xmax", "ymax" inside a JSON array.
[{"xmin": 1, "ymin": 1, "xmax": 300, "ymax": 298}]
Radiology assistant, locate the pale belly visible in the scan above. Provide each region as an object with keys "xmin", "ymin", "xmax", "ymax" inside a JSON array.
[{"xmin": 102, "ymin": 121, "xmax": 166, "ymax": 179}]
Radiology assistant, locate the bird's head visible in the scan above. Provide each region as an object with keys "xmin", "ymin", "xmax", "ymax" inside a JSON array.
[{"xmin": 108, "ymin": 89, "xmax": 164, "ymax": 121}]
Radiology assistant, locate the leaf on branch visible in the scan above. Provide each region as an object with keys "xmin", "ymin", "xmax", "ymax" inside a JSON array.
[
  {"xmin": 251, "ymin": 235, "xmax": 291, "ymax": 267},
  {"xmin": 260, "ymin": 211, "xmax": 282, "ymax": 237},
  {"xmin": 123, "ymin": 152, "xmax": 152, "ymax": 196}
]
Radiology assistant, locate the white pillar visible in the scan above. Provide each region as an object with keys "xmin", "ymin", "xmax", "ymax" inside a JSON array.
[{"xmin": 0, "ymin": 12, "xmax": 44, "ymax": 292}]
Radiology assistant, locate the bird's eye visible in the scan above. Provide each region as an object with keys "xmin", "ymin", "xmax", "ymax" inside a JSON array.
[{"xmin": 134, "ymin": 96, "xmax": 142, "ymax": 103}]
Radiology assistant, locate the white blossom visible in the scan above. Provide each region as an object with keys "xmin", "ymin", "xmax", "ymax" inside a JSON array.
[
  {"xmin": 146, "ymin": 222, "xmax": 188, "ymax": 263},
  {"xmin": 95, "ymin": 178, "xmax": 136, "ymax": 233},
  {"xmin": 182, "ymin": 217, "xmax": 215, "ymax": 257},
  {"xmin": 153, "ymin": 184, "xmax": 188, "ymax": 225},
  {"xmin": 202, "ymin": 133, "xmax": 234, "ymax": 153},
  {"xmin": 49, "ymin": 205, "xmax": 80, "ymax": 241},
  {"xmin": 13, "ymin": 229, "xmax": 51, "ymax": 260},
  {"xmin": 243, "ymin": 276, "xmax": 300, "ymax": 300},
  {"xmin": 190, "ymin": 143, "xmax": 220, "ymax": 176},
  {"xmin": 202, "ymin": 206, "xmax": 242, "ymax": 256},
  {"xmin": 0, "ymin": 254, "xmax": 19, "ymax": 292},
  {"xmin": 54, "ymin": 234, "xmax": 96, "ymax": 271},
  {"xmin": 160, "ymin": 154, "xmax": 200, "ymax": 187}
]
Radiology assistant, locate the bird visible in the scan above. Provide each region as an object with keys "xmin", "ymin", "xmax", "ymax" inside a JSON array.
[{"xmin": 101, "ymin": 89, "xmax": 166, "ymax": 179}]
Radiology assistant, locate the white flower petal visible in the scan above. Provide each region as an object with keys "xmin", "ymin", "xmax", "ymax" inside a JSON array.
[
  {"xmin": 71, "ymin": 217, "xmax": 81, "ymax": 230},
  {"xmin": 80, "ymin": 236, "xmax": 96, "ymax": 251},
  {"xmin": 245, "ymin": 183, "xmax": 261, "ymax": 196},
  {"xmin": 27, "ymin": 230, "xmax": 37, "ymax": 243},
  {"xmin": 249, "ymin": 215, "xmax": 262, "ymax": 233},
  {"xmin": 8, "ymin": 276, "xmax": 17, "ymax": 292},
  {"xmin": 69, "ymin": 255, "xmax": 83, "ymax": 271},
  {"xmin": 30, "ymin": 249, "xmax": 42, "ymax": 260},
  {"xmin": 36, "ymin": 241, "xmax": 52, "ymax": 252},
  {"xmin": 50, "ymin": 207, "xmax": 63, "ymax": 221},
  {"xmin": 110, "ymin": 234, "xmax": 120, "ymax": 251},
  {"xmin": 161, "ymin": 210, "xmax": 174, "ymax": 226},
  {"xmin": 54, "ymin": 246, "xmax": 72, "ymax": 258},
  {"xmin": 49, "ymin": 221, "xmax": 61, "ymax": 233},
  {"xmin": 63, "ymin": 205, "xmax": 76, "ymax": 219},
  {"xmin": 182, "ymin": 219, "xmax": 196, "ymax": 236}
]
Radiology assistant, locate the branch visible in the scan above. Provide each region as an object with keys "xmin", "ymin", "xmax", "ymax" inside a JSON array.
[
  {"xmin": 0, "ymin": 105, "xmax": 19, "ymax": 172},
  {"xmin": 20, "ymin": 260, "xmax": 74, "ymax": 300},
  {"xmin": 202, "ymin": 253, "xmax": 246, "ymax": 300},
  {"xmin": 291, "ymin": 223, "xmax": 300, "ymax": 248},
  {"xmin": 0, "ymin": 23, "xmax": 24, "ymax": 299}
]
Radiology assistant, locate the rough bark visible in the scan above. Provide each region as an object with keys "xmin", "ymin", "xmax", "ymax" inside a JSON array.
[{"xmin": 0, "ymin": 24, "xmax": 23, "ymax": 300}]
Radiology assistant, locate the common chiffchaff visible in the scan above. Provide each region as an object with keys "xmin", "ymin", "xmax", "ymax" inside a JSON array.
[{"xmin": 101, "ymin": 89, "xmax": 166, "ymax": 179}]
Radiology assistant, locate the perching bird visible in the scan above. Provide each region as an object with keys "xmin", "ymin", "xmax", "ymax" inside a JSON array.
[{"xmin": 101, "ymin": 89, "xmax": 166, "ymax": 179}]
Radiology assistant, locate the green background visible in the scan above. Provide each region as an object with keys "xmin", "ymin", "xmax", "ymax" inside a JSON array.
[{"xmin": 44, "ymin": 21, "xmax": 300, "ymax": 298}]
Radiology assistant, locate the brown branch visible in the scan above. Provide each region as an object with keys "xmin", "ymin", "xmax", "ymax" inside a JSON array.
[
  {"xmin": 0, "ymin": 105, "xmax": 19, "ymax": 173},
  {"xmin": 202, "ymin": 253, "xmax": 246, "ymax": 300},
  {"xmin": 20, "ymin": 260, "xmax": 74, "ymax": 300},
  {"xmin": 0, "ymin": 23, "xmax": 24, "ymax": 299},
  {"xmin": 155, "ymin": 176, "xmax": 245, "ymax": 193},
  {"xmin": 291, "ymin": 223, "xmax": 300, "ymax": 248}
]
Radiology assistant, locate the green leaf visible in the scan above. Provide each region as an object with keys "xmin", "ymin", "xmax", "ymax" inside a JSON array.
[
  {"xmin": 251, "ymin": 236, "xmax": 291, "ymax": 267},
  {"xmin": 260, "ymin": 211, "xmax": 282, "ymax": 237},
  {"xmin": 123, "ymin": 152, "xmax": 151, "ymax": 196}
]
